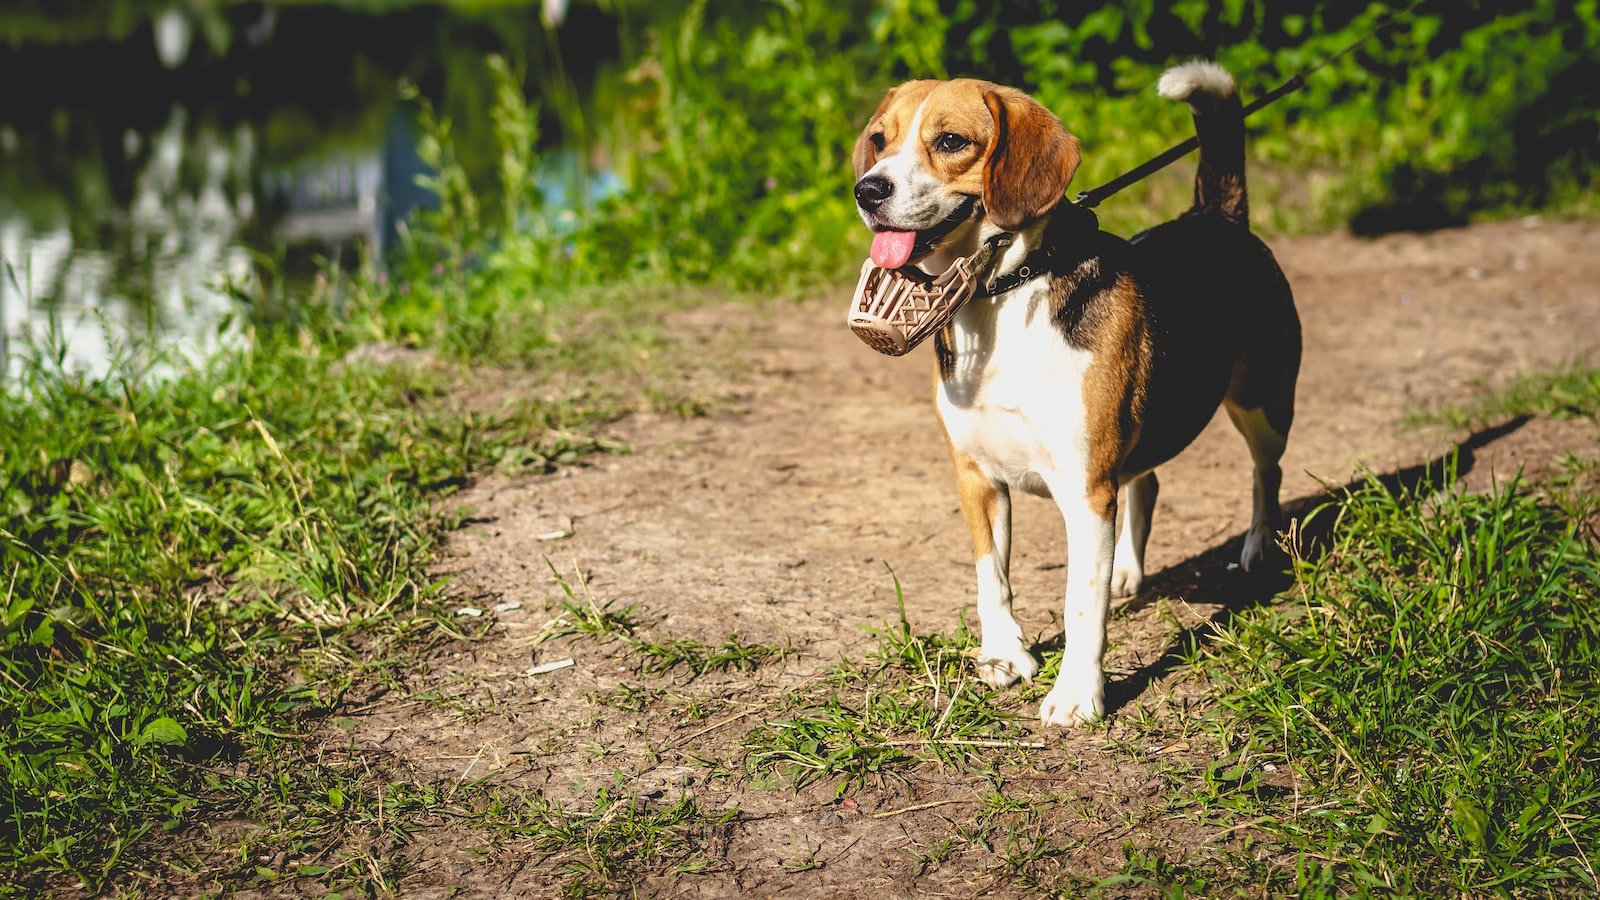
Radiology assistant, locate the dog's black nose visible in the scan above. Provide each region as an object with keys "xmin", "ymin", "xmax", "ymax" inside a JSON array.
[{"xmin": 855, "ymin": 176, "xmax": 893, "ymax": 211}]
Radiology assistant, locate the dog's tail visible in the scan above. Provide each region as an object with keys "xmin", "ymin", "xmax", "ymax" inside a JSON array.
[{"xmin": 1157, "ymin": 60, "xmax": 1248, "ymax": 225}]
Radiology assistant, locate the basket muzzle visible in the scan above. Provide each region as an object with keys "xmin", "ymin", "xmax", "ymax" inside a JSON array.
[{"xmin": 846, "ymin": 256, "xmax": 978, "ymax": 357}]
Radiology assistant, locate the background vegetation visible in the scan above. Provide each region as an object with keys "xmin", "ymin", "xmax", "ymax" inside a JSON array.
[{"xmin": 481, "ymin": 0, "xmax": 1600, "ymax": 290}]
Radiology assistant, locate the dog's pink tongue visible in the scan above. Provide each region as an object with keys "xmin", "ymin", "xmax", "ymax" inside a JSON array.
[{"xmin": 870, "ymin": 230, "xmax": 917, "ymax": 269}]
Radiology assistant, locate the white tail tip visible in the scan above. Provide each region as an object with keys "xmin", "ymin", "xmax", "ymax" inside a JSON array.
[{"xmin": 1157, "ymin": 60, "xmax": 1237, "ymax": 102}]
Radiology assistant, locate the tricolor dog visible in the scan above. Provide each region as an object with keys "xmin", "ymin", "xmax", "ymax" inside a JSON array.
[{"xmin": 852, "ymin": 62, "xmax": 1300, "ymax": 726}]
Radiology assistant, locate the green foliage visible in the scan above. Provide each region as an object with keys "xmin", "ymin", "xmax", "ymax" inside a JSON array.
[
  {"xmin": 1013, "ymin": 0, "xmax": 1600, "ymax": 231},
  {"xmin": 926, "ymin": 0, "xmax": 1599, "ymax": 233},
  {"xmin": 469, "ymin": 0, "xmax": 1600, "ymax": 287},
  {"xmin": 1199, "ymin": 460, "xmax": 1600, "ymax": 893},
  {"xmin": 511, "ymin": 1, "xmax": 899, "ymax": 291}
]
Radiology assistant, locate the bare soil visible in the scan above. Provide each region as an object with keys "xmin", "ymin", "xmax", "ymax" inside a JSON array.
[{"xmin": 235, "ymin": 219, "xmax": 1600, "ymax": 896}]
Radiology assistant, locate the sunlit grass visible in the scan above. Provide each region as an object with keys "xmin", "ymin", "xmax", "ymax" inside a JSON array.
[
  {"xmin": 744, "ymin": 574, "xmax": 1039, "ymax": 796},
  {"xmin": 1403, "ymin": 364, "xmax": 1600, "ymax": 431},
  {"xmin": 1195, "ymin": 456, "xmax": 1600, "ymax": 894},
  {"xmin": 0, "ymin": 258, "xmax": 717, "ymax": 891}
]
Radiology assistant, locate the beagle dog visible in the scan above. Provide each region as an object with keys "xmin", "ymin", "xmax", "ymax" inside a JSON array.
[{"xmin": 852, "ymin": 62, "xmax": 1300, "ymax": 726}]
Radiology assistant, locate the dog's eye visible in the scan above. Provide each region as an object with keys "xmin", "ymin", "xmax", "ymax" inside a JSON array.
[
  {"xmin": 934, "ymin": 132, "xmax": 971, "ymax": 153},
  {"xmin": 869, "ymin": 132, "xmax": 886, "ymax": 153}
]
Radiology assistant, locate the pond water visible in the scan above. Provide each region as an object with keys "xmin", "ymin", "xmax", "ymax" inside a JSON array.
[{"xmin": 0, "ymin": 1, "xmax": 620, "ymax": 378}]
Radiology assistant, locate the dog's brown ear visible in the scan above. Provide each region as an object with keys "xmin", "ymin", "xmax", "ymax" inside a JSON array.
[
  {"xmin": 853, "ymin": 87, "xmax": 898, "ymax": 178},
  {"xmin": 982, "ymin": 90, "xmax": 1080, "ymax": 231}
]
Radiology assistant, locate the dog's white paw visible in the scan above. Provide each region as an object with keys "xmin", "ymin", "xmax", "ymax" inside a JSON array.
[
  {"xmin": 975, "ymin": 642, "xmax": 1038, "ymax": 690},
  {"xmin": 1110, "ymin": 564, "xmax": 1144, "ymax": 599},
  {"xmin": 1038, "ymin": 673, "xmax": 1104, "ymax": 727},
  {"xmin": 1241, "ymin": 526, "xmax": 1274, "ymax": 573}
]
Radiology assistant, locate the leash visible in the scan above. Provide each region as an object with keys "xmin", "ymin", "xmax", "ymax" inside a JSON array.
[{"xmin": 1073, "ymin": 0, "xmax": 1424, "ymax": 210}]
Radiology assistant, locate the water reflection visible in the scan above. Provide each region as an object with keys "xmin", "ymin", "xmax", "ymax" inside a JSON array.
[
  {"xmin": 0, "ymin": 1, "xmax": 591, "ymax": 379},
  {"xmin": 0, "ymin": 105, "xmax": 254, "ymax": 379}
]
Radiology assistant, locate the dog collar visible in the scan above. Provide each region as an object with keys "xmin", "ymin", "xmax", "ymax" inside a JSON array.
[{"xmin": 976, "ymin": 204, "xmax": 1100, "ymax": 297}]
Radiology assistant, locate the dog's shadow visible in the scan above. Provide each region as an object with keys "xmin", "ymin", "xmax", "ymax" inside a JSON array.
[{"xmin": 1032, "ymin": 416, "xmax": 1531, "ymax": 717}]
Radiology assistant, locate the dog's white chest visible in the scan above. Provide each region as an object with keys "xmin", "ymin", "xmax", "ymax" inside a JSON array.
[{"xmin": 935, "ymin": 278, "xmax": 1091, "ymax": 495}]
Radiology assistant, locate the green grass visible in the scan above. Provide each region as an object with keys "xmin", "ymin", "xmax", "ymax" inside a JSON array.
[
  {"xmin": 744, "ymin": 575, "xmax": 1039, "ymax": 796},
  {"xmin": 1404, "ymin": 364, "xmax": 1600, "ymax": 431},
  {"xmin": 0, "ymin": 253, "xmax": 722, "ymax": 891},
  {"xmin": 9, "ymin": 305, "xmax": 1592, "ymax": 893},
  {"xmin": 539, "ymin": 563, "xmax": 791, "ymax": 680},
  {"xmin": 1193, "ymin": 459, "xmax": 1600, "ymax": 893},
  {"xmin": 1087, "ymin": 365, "xmax": 1600, "ymax": 894},
  {"xmin": 633, "ymin": 634, "xmax": 789, "ymax": 678},
  {"xmin": 463, "ymin": 780, "xmax": 739, "ymax": 897},
  {"xmin": 0, "ymin": 333, "xmax": 600, "ymax": 889},
  {"xmin": 145, "ymin": 754, "xmax": 735, "ymax": 896},
  {"xmin": 541, "ymin": 562, "xmax": 644, "ymax": 644}
]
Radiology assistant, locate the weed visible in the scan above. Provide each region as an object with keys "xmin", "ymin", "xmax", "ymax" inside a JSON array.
[
  {"xmin": 1093, "ymin": 843, "xmax": 1208, "ymax": 898},
  {"xmin": 540, "ymin": 561, "xmax": 789, "ymax": 679},
  {"xmin": 585, "ymin": 684, "xmax": 659, "ymax": 714},
  {"xmin": 540, "ymin": 562, "xmax": 641, "ymax": 645},
  {"xmin": 635, "ymin": 634, "xmax": 789, "ymax": 678}
]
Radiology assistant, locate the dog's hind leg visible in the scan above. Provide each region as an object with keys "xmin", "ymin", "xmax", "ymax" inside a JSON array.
[
  {"xmin": 1111, "ymin": 471, "xmax": 1158, "ymax": 598},
  {"xmin": 1224, "ymin": 365, "xmax": 1295, "ymax": 572},
  {"xmin": 953, "ymin": 452, "xmax": 1036, "ymax": 689},
  {"xmin": 1224, "ymin": 258, "xmax": 1300, "ymax": 573}
]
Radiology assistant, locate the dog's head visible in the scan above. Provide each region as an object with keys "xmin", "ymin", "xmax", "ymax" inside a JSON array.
[{"xmin": 853, "ymin": 79, "xmax": 1080, "ymax": 271}]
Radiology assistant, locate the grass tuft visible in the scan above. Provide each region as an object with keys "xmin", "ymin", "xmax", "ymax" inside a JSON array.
[
  {"xmin": 540, "ymin": 562, "xmax": 790, "ymax": 680},
  {"xmin": 471, "ymin": 781, "xmax": 737, "ymax": 897},
  {"xmin": 634, "ymin": 634, "xmax": 789, "ymax": 678},
  {"xmin": 744, "ymin": 571, "xmax": 1034, "ymax": 795}
]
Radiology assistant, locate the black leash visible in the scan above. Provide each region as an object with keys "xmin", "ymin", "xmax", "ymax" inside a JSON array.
[{"xmin": 1073, "ymin": 0, "xmax": 1423, "ymax": 210}]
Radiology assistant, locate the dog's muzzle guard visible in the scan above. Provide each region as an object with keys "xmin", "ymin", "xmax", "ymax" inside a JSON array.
[
  {"xmin": 847, "ymin": 205, "xmax": 1098, "ymax": 357},
  {"xmin": 847, "ymin": 256, "xmax": 978, "ymax": 356}
]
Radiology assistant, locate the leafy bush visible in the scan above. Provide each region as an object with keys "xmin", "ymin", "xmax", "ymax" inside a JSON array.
[{"xmin": 464, "ymin": 0, "xmax": 1600, "ymax": 290}]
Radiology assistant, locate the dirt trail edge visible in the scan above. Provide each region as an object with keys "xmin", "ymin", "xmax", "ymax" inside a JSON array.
[{"xmin": 337, "ymin": 220, "xmax": 1596, "ymax": 897}]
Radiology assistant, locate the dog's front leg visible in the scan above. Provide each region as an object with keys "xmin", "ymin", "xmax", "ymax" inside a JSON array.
[
  {"xmin": 1039, "ymin": 474, "xmax": 1116, "ymax": 726},
  {"xmin": 952, "ymin": 452, "xmax": 1036, "ymax": 689}
]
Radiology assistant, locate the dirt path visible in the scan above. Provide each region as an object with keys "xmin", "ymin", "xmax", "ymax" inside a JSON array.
[{"xmin": 326, "ymin": 219, "xmax": 1598, "ymax": 896}]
